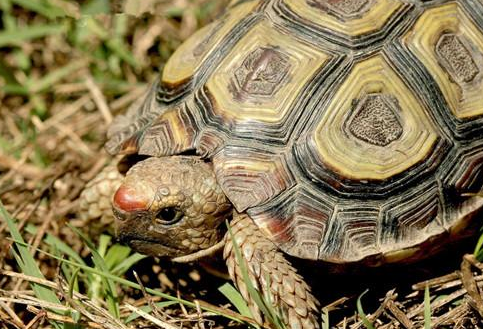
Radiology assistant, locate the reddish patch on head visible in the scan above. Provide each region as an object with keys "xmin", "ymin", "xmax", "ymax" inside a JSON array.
[{"xmin": 113, "ymin": 185, "xmax": 149, "ymax": 212}]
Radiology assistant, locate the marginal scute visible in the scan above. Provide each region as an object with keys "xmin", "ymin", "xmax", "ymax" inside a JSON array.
[
  {"xmin": 321, "ymin": 205, "xmax": 379, "ymax": 262},
  {"xmin": 137, "ymin": 106, "xmax": 196, "ymax": 156},
  {"xmin": 307, "ymin": 54, "xmax": 440, "ymax": 181},
  {"xmin": 196, "ymin": 129, "xmax": 227, "ymax": 158},
  {"xmin": 403, "ymin": 2, "xmax": 483, "ymax": 119},
  {"xmin": 213, "ymin": 147, "xmax": 295, "ymax": 212},
  {"xmin": 442, "ymin": 140, "xmax": 483, "ymax": 193},
  {"xmin": 105, "ymin": 82, "xmax": 161, "ymax": 155},
  {"xmin": 380, "ymin": 181, "xmax": 442, "ymax": 249},
  {"xmin": 248, "ymin": 187, "xmax": 332, "ymax": 260}
]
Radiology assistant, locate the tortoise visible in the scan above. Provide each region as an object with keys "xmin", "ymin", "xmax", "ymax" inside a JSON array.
[{"xmin": 80, "ymin": 0, "xmax": 483, "ymax": 327}]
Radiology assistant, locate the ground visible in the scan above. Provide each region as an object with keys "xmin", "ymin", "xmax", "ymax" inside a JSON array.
[{"xmin": 1, "ymin": 1, "xmax": 483, "ymax": 328}]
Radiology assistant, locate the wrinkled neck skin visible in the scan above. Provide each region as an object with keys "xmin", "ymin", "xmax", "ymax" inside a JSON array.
[{"xmin": 112, "ymin": 156, "xmax": 233, "ymax": 259}]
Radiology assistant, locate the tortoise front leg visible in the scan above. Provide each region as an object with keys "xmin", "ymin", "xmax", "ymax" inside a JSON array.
[{"xmin": 224, "ymin": 212, "xmax": 320, "ymax": 329}]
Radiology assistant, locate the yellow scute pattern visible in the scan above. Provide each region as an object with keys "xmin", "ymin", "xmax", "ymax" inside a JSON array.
[
  {"xmin": 206, "ymin": 19, "xmax": 329, "ymax": 123},
  {"xmin": 403, "ymin": 2, "xmax": 483, "ymax": 119},
  {"xmin": 161, "ymin": 1, "xmax": 260, "ymax": 86},
  {"xmin": 312, "ymin": 54, "xmax": 439, "ymax": 180}
]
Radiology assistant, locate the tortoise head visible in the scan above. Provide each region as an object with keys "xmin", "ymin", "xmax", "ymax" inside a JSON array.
[{"xmin": 112, "ymin": 156, "xmax": 232, "ymax": 258}]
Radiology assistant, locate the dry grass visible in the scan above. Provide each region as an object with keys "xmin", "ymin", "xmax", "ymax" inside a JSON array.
[{"xmin": 1, "ymin": 1, "xmax": 483, "ymax": 328}]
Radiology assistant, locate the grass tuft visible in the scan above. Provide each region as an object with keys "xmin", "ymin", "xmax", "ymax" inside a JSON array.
[
  {"xmin": 1, "ymin": 201, "xmax": 74, "ymax": 328},
  {"xmin": 356, "ymin": 290, "xmax": 375, "ymax": 329}
]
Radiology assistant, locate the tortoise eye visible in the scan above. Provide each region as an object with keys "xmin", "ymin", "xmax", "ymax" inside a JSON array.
[{"xmin": 155, "ymin": 207, "xmax": 183, "ymax": 225}]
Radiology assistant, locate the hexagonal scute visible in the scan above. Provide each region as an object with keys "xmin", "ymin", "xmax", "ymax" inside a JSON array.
[
  {"xmin": 203, "ymin": 18, "xmax": 330, "ymax": 142},
  {"xmin": 302, "ymin": 54, "xmax": 442, "ymax": 182}
]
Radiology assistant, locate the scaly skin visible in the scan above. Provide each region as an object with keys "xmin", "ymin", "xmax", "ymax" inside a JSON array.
[
  {"xmin": 78, "ymin": 162, "xmax": 123, "ymax": 232},
  {"xmin": 81, "ymin": 156, "xmax": 320, "ymax": 328},
  {"xmin": 224, "ymin": 212, "xmax": 320, "ymax": 329}
]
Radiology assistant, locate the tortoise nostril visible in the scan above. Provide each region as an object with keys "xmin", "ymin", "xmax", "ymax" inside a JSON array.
[{"xmin": 113, "ymin": 185, "xmax": 149, "ymax": 212}]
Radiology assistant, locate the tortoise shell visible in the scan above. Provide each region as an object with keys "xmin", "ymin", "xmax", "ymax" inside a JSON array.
[{"xmin": 105, "ymin": 0, "xmax": 483, "ymax": 265}]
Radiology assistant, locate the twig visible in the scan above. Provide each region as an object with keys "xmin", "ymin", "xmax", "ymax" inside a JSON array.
[
  {"xmin": 24, "ymin": 309, "xmax": 46, "ymax": 329},
  {"xmin": 26, "ymin": 306, "xmax": 105, "ymax": 329},
  {"xmin": 412, "ymin": 272, "xmax": 460, "ymax": 291},
  {"xmin": 85, "ymin": 75, "xmax": 113, "ymax": 124},
  {"xmin": 124, "ymin": 303, "xmax": 178, "ymax": 329},
  {"xmin": 461, "ymin": 254, "xmax": 483, "ymax": 318},
  {"xmin": 0, "ymin": 301, "xmax": 25, "ymax": 328},
  {"xmin": 430, "ymin": 301, "xmax": 471, "ymax": 327},
  {"xmin": 385, "ymin": 299, "xmax": 413, "ymax": 328}
]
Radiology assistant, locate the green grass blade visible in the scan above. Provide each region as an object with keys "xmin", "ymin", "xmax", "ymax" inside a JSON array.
[
  {"xmin": 10, "ymin": 0, "xmax": 65, "ymax": 18},
  {"xmin": 68, "ymin": 225, "xmax": 120, "ymax": 318},
  {"xmin": 474, "ymin": 230, "xmax": 483, "ymax": 261},
  {"xmin": 226, "ymin": 221, "xmax": 285, "ymax": 329},
  {"xmin": 28, "ymin": 59, "xmax": 87, "ymax": 93},
  {"xmin": 424, "ymin": 285, "xmax": 431, "ymax": 329},
  {"xmin": 113, "ymin": 14, "xmax": 128, "ymax": 38},
  {"xmin": 25, "ymin": 224, "xmax": 87, "ymax": 267},
  {"xmin": 218, "ymin": 283, "xmax": 253, "ymax": 319},
  {"xmin": 84, "ymin": 16, "xmax": 109, "ymax": 39},
  {"xmin": 111, "ymin": 252, "xmax": 146, "ymax": 276},
  {"xmin": 68, "ymin": 267, "xmax": 81, "ymax": 299},
  {"xmin": 97, "ymin": 234, "xmax": 111, "ymax": 257},
  {"xmin": 0, "ymin": 24, "xmax": 67, "ymax": 47},
  {"xmin": 0, "ymin": 201, "xmax": 65, "ymax": 328},
  {"xmin": 356, "ymin": 290, "xmax": 375, "ymax": 329},
  {"xmin": 104, "ymin": 244, "xmax": 131, "ymax": 269},
  {"xmin": 8, "ymin": 237, "xmax": 246, "ymax": 324},
  {"xmin": 1, "ymin": 0, "xmax": 12, "ymax": 12},
  {"xmin": 81, "ymin": 0, "xmax": 110, "ymax": 15},
  {"xmin": 1, "ymin": 83, "xmax": 29, "ymax": 95},
  {"xmin": 43, "ymin": 234, "xmax": 87, "ymax": 267},
  {"xmin": 106, "ymin": 38, "xmax": 139, "ymax": 68},
  {"xmin": 1, "ymin": 202, "xmax": 60, "ymax": 303},
  {"xmin": 0, "ymin": 58, "xmax": 19, "ymax": 85}
]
